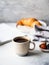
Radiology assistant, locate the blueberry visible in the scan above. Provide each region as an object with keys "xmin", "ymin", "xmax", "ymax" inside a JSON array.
[{"xmin": 47, "ymin": 44, "xmax": 49, "ymax": 49}]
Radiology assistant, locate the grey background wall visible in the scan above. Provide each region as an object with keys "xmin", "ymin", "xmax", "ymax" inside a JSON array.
[{"xmin": 0, "ymin": 0, "xmax": 49, "ymax": 24}]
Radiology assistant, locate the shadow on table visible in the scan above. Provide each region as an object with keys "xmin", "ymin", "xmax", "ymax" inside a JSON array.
[{"xmin": 27, "ymin": 50, "xmax": 43, "ymax": 56}]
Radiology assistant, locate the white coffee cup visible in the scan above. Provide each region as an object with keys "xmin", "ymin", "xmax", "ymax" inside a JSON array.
[{"xmin": 13, "ymin": 36, "xmax": 35, "ymax": 56}]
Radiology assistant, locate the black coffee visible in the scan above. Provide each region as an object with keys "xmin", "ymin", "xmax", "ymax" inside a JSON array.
[{"xmin": 13, "ymin": 37, "xmax": 28, "ymax": 43}]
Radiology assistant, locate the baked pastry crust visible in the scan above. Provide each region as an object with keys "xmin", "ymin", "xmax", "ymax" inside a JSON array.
[{"xmin": 16, "ymin": 18, "xmax": 42, "ymax": 27}]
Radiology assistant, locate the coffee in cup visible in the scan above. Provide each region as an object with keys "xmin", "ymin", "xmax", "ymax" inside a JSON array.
[{"xmin": 13, "ymin": 36, "xmax": 35, "ymax": 56}]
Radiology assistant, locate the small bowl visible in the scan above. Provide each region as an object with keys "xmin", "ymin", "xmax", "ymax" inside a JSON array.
[{"xmin": 39, "ymin": 44, "xmax": 49, "ymax": 53}]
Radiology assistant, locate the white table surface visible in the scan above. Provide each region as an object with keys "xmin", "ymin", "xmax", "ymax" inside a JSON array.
[{"xmin": 0, "ymin": 23, "xmax": 49, "ymax": 65}]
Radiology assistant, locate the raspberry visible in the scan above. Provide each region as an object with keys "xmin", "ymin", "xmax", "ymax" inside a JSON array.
[{"xmin": 40, "ymin": 43, "xmax": 47, "ymax": 49}]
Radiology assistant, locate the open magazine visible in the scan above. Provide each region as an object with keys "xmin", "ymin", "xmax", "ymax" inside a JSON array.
[{"xmin": 0, "ymin": 23, "xmax": 25, "ymax": 44}]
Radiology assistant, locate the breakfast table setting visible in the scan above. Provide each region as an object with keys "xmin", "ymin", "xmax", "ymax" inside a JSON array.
[{"xmin": 0, "ymin": 18, "xmax": 49, "ymax": 65}]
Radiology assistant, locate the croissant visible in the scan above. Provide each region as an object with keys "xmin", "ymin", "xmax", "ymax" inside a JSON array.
[{"xmin": 16, "ymin": 18, "xmax": 42, "ymax": 27}]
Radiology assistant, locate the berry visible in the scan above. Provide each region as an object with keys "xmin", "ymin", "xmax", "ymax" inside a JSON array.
[{"xmin": 40, "ymin": 43, "xmax": 47, "ymax": 49}]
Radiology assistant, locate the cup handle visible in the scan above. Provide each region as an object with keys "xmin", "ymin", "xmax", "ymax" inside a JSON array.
[{"xmin": 29, "ymin": 41, "xmax": 35, "ymax": 51}]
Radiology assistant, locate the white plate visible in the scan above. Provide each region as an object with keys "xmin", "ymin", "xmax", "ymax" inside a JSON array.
[{"xmin": 16, "ymin": 20, "xmax": 47, "ymax": 34}]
